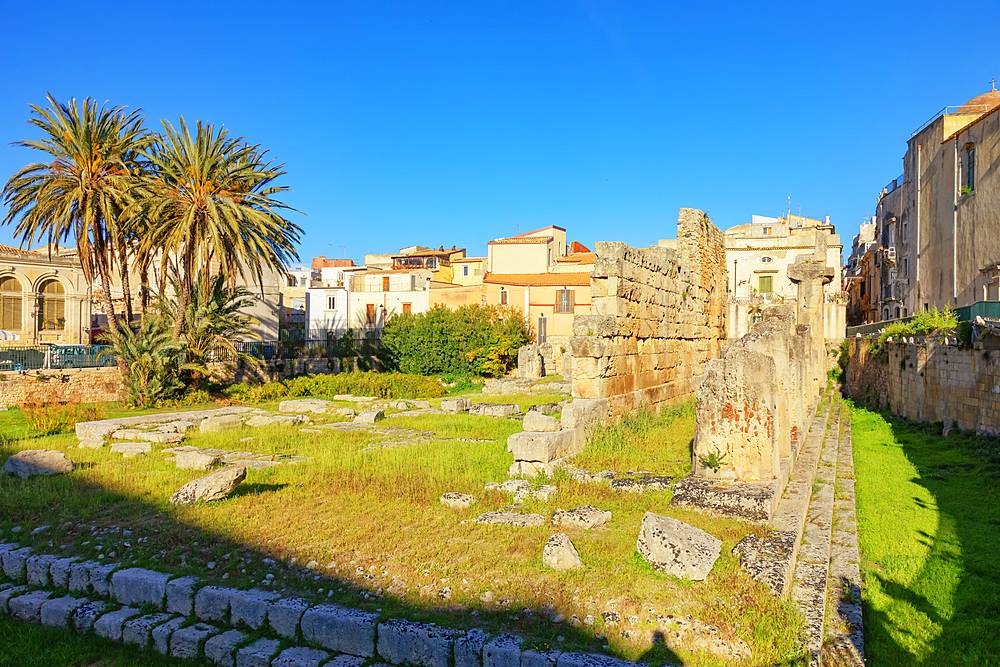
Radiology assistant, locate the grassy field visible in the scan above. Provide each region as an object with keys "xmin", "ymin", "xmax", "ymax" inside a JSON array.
[
  {"xmin": 0, "ymin": 392, "xmax": 804, "ymax": 666},
  {"xmin": 850, "ymin": 403, "xmax": 1000, "ymax": 666}
]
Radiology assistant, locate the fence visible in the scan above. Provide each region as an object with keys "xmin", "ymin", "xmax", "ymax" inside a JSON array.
[
  {"xmin": 845, "ymin": 300, "xmax": 1000, "ymax": 337},
  {"xmin": 0, "ymin": 345, "xmax": 117, "ymax": 371}
]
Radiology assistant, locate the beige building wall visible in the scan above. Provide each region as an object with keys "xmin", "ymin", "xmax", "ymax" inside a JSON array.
[
  {"xmin": 450, "ymin": 257, "xmax": 486, "ymax": 286},
  {"xmin": 0, "ymin": 245, "xmax": 91, "ymax": 345}
]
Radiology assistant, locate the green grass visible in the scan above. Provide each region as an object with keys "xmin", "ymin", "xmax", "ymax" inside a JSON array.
[
  {"xmin": 850, "ymin": 403, "xmax": 1000, "ymax": 666},
  {"xmin": 0, "ymin": 615, "xmax": 192, "ymax": 667},
  {"xmin": 0, "ymin": 397, "xmax": 804, "ymax": 666}
]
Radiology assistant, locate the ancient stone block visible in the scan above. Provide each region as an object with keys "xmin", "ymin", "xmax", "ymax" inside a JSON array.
[
  {"xmin": 522, "ymin": 412, "xmax": 559, "ymax": 432},
  {"xmin": 279, "ymin": 398, "xmax": 333, "ymax": 413},
  {"xmin": 300, "ymin": 603, "xmax": 379, "ymax": 656},
  {"xmin": 175, "ymin": 450, "xmax": 221, "ymax": 470},
  {"xmin": 88, "ymin": 562, "xmax": 120, "ymax": 595},
  {"xmin": 636, "ymin": 512, "xmax": 721, "ymax": 580},
  {"xmin": 455, "ymin": 628, "xmax": 489, "ymax": 667},
  {"xmin": 0, "ymin": 585, "xmax": 27, "ymax": 614},
  {"xmin": 94, "ymin": 606, "xmax": 141, "ymax": 641},
  {"xmin": 204, "ymin": 628, "xmax": 247, "ymax": 667},
  {"xmin": 9, "ymin": 590, "xmax": 51, "ymax": 622},
  {"xmin": 195, "ymin": 585, "xmax": 237, "ymax": 622},
  {"xmin": 229, "ymin": 588, "xmax": 280, "ymax": 629},
  {"xmin": 506, "ymin": 429, "xmax": 579, "ymax": 464},
  {"xmin": 484, "ymin": 633, "xmax": 522, "ymax": 667},
  {"xmin": 440, "ymin": 398, "xmax": 471, "ymax": 413},
  {"xmin": 110, "ymin": 567, "xmax": 171, "ymax": 608},
  {"xmin": 377, "ymin": 618, "xmax": 461, "ymax": 667},
  {"xmin": 473, "ymin": 512, "xmax": 546, "ymax": 527},
  {"xmin": 353, "ymin": 409, "xmax": 385, "ymax": 424},
  {"xmin": 122, "ymin": 612, "xmax": 175, "ymax": 648},
  {"xmin": 236, "ymin": 638, "xmax": 283, "ymax": 667},
  {"xmin": 71, "ymin": 600, "xmax": 107, "ymax": 632},
  {"xmin": 271, "ymin": 647, "xmax": 330, "ymax": 667},
  {"xmin": 551, "ymin": 506, "xmax": 611, "ymax": 530},
  {"xmin": 2, "ymin": 547, "xmax": 33, "ymax": 582},
  {"xmin": 542, "ymin": 534, "xmax": 584, "ymax": 570},
  {"xmin": 39, "ymin": 595, "xmax": 87, "ymax": 628},
  {"xmin": 2, "ymin": 449, "xmax": 73, "ymax": 477},
  {"xmin": 559, "ymin": 399, "xmax": 608, "ymax": 429},
  {"xmin": 169, "ymin": 465, "xmax": 246, "ymax": 505},
  {"xmin": 25, "ymin": 554, "xmax": 58, "ymax": 586},
  {"xmin": 483, "ymin": 404, "xmax": 519, "ymax": 418},
  {"xmin": 518, "ymin": 345, "xmax": 545, "ymax": 379},
  {"xmin": 200, "ymin": 415, "xmax": 243, "ymax": 433},
  {"xmin": 152, "ymin": 616, "xmax": 186, "ymax": 655},
  {"xmin": 268, "ymin": 597, "xmax": 311, "ymax": 638},
  {"xmin": 165, "ymin": 575, "xmax": 201, "ymax": 615},
  {"xmin": 440, "ymin": 492, "xmax": 476, "ymax": 509},
  {"xmin": 170, "ymin": 621, "xmax": 219, "ymax": 659}
]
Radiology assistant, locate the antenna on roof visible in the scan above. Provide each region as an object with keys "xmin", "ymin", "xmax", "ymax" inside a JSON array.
[
  {"xmin": 516, "ymin": 222, "xmax": 520, "ymax": 233},
  {"xmin": 991, "ymin": 77, "xmax": 997, "ymax": 91}
]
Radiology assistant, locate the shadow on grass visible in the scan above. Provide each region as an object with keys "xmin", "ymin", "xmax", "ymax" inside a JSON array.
[
  {"xmin": 857, "ymin": 409, "xmax": 1000, "ymax": 666},
  {"xmin": 0, "ymin": 437, "xmax": 687, "ymax": 666}
]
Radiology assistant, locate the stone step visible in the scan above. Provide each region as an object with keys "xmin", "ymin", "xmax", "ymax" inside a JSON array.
[
  {"xmin": 790, "ymin": 396, "xmax": 841, "ymax": 666},
  {"xmin": 821, "ymin": 403, "xmax": 865, "ymax": 667},
  {"xmin": 732, "ymin": 395, "xmax": 835, "ymax": 596}
]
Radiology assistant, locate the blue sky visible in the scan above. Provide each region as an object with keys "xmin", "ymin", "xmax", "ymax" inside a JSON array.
[{"xmin": 1, "ymin": 0, "xmax": 998, "ymax": 267}]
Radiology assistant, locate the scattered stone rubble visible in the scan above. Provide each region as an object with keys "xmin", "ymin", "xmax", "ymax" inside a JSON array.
[{"xmin": 2, "ymin": 449, "xmax": 74, "ymax": 478}]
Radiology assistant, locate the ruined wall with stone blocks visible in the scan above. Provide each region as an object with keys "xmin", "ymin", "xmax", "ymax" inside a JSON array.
[
  {"xmin": 846, "ymin": 336, "xmax": 1000, "ymax": 435},
  {"xmin": 568, "ymin": 208, "xmax": 728, "ymax": 419},
  {"xmin": 0, "ymin": 367, "xmax": 124, "ymax": 407}
]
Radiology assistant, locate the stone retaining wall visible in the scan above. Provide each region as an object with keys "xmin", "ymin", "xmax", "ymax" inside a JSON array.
[
  {"xmin": 845, "ymin": 335, "xmax": 1000, "ymax": 434},
  {"xmin": 568, "ymin": 208, "xmax": 728, "ymax": 419},
  {"xmin": 0, "ymin": 367, "xmax": 124, "ymax": 407},
  {"xmin": 0, "ymin": 541, "xmax": 635, "ymax": 667}
]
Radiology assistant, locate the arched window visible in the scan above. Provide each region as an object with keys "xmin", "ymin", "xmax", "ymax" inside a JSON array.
[
  {"xmin": 0, "ymin": 276, "xmax": 22, "ymax": 331},
  {"xmin": 37, "ymin": 279, "xmax": 65, "ymax": 331}
]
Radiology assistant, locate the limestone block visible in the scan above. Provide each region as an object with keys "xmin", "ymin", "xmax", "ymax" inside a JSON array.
[
  {"xmin": 204, "ymin": 628, "xmax": 247, "ymax": 667},
  {"xmin": 195, "ymin": 585, "xmax": 238, "ymax": 622},
  {"xmin": 110, "ymin": 568, "xmax": 171, "ymax": 608},
  {"xmin": 271, "ymin": 647, "xmax": 330, "ymax": 667},
  {"xmin": 152, "ymin": 616, "xmax": 186, "ymax": 655},
  {"xmin": 518, "ymin": 345, "xmax": 545, "ymax": 379},
  {"xmin": 377, "ymin": 618, "xmax": 461, "ymax": 667},
  {"xmin": 484, "ymin": 404, "xmax": 519, "ymax": 418},
  {"xmin": 269, "ymin": 597, "xmax": 311, "ymax": 638},
  {"xmin": 513, "ymin": 485, "xmax": 557, "ymax": 502},
  {"xmin": 39, "ymin": 595, "xmax": 87, "ymax": 628},
  {"xmin": 300, "ymin": 603, "xmax": 379, "ymax": 656},
  {"xmin": 200, "ymin": 414, "xmax": 243, "ymax": 433},
  {"xmin": 112, "ymin": 429, "xmax": 148, "ymax": 440},
  {"xmin": 110, "ymin": 441, "xmax": 152, "ymax": 457},
  {"xmin": 484, "ymin": 633, "xmax": 523, "ymax": 667},
  {"xmin": 636, "ymin": 511, "xmax": 721, "ymax": 580},
  {"xmin": 556, "ymin": 652, "xmax": 637, "ymax": 667},
  {"xmin": 175, "ymin": 450, "xmax": 222, "ymax": 470},
  {"xmin": 94, "ymin": 606, "xmax": 141, "ymax": 641},
  {"xmin": 122, "ymin": 612, "xmax": 175, "ymax": 648},
  {"xmin": 170, "ymin": 622, "xmax": 220, "ymax": 659},
  {"xmin": 353, "ymin": 409, "xmax": 385, "ymax": 424},
  {"xmin": 440, "ymin": 398, "xmax": 471, "ymax": 413},
  {"xmin": 76, "ymin": 420, "xmax": 119, "ymax": 441},
  {"xmin": 551, "ymin": 506, "xmax": 611, "ymax": 530},
  {"xmin": 169, "ymin": 465, "xmax": 247, "ymax": 505},
  {"xmin": 0, "ymin": 585, "xmax": 27, "ymax": 614},
  {"xmin": 165, "ymin": 575, "xmax": 201, "ymax": 615},
  {"xmin": 26, "ymin": 554, "xmax": 58, "ymax": 586},
  {"xmin": 542, "ymin": 534, "xmax": 584, "ymax": 570},
  {"xmin": 468, "ymin": 403, "xmax": 488, "ymax": 416},
  {"xmin": 572, "ymin": 314, "xmax": 616, "ymax": 337},
  {"xmin": 526, "ymin": 403, "xmax": 560, "ymax": 415},
  {"xmin": 522, "ymin": 649, "xmax": 562, "ymax": 667},
  {"xmin": 455, "ymin": 628, "xmax": 489, "ymax": 667},
  {"xmin": 506, "ymin": 430, "xmax": 579, "ymax": 464},
  {"xmin": 146, "ymin": 432, "xmax": 186, "ymax": 444},
  {"xmin": 236, "ymin": 638, "xmax": 283, "ymax": 667},
  {"xmin": 473, "ymin": 512, "xmax": 546, "ymax": 527},
  {"xmin": 9, "ymin": 590, "xmax": 51, "ymax": 622},
  {"xmin": 440, "ymin": 492, "xmax": 476, "ymax": 509},
  {"xmin": 88, "ymin": 562, "xmax": 120, "ymax": 596},
  {"xmin": 2, "ymin": 449, "xmax": 73, "ymax": 477},
  {"xmin": 229, "ymin": 588, "xmax": 281, "ymax": 629},
  {"xmin": 71, "ymin": 600, "xmax": 107, "ymax": 632},
  {"xmin": 560, "ymin": 399, "xmax": 608, "ymax": 429},
  {"xmin": 522, "ymin": 412, "xmax": 559, "ymax": 432},
  {"xmin": 2, "ymin": 547, "xmax": 32, "ymax": 582},
  {"xmin": 279, "ymin": 398, "xmax": 333, "ymax": 414}
]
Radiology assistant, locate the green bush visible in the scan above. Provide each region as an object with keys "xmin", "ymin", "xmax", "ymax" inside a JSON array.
[
  {"xmin": 379, "ymin": 304, "xmax": 532, "ymax": 377},
  {"xmin": 224, "ymin": 371, "xmax": 445, "ymax": 403},
  {"xmin": 880, "ymin": 306, "xmax": 959, "ymax": 342}
]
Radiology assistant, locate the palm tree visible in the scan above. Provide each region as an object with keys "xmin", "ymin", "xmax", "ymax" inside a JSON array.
[
  {"xmin": 1, "ymin": 94, "xmax": 149, "ymax": 349},
  {"xmin": 102, "ymin": 315, "xmax": 184, "ymax": 408},
  {"xmin": 133, "ymin": 118, "xmax": 301, "ymax": 339}
]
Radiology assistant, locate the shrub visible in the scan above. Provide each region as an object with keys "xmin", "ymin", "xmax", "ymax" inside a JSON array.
[
  {"xmin": 880, "ymin": 306, "xmax": 959, "ymax": 342},
  {"xmin": 18, "ymin": 401, "xmax": 107, "ymax": 435},
  {"xmin": 380, "ymin": 304, "xmax": 532, "ymax": 377},
  {"xmin": 223, "ymin": 371, "xmax": 444, "ymax": 404}
]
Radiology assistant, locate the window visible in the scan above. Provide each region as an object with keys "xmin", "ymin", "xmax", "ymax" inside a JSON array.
[
  {"xmin": 760, "ymin": 256, "xmax": 773, "ymax": 263},
  {"xmin": 763, "ymin": 226, "xmax": 772, "ymax": 235},
  {"xmin": 463, "ymin": 265, "xmax": 469, "ymax": 277},
  {"xmin": 337, "ymin": 272, "xmax": 344, "ymax": 282},
  {"xmin": 555, "ymin": 289, "xmax": 575, "ymax": 313},
  {"xmin": 382, "ymin": 276, "xmax": 390, "ymax": 292},
  {"xmin": 758, "ymin": 275, "xmax": 773, "ymax": 294},
  {"xmin": 903, "ymin": 258, "xmax": 908, "ymax": 277},
  {"xmin": 402, "ymin": 303, "xmax": 412, "ymax": 314},
  {"xmin": 500, "ymin": 288, "xmax": 508, "ymax": 305},
  {"xmin": 548, "ymin": 248, "xmax": 553, "ymax": 265},
  {"xmin": 963, "ymin": 142, "xmax": 976, "ymax": 192},
  {"xmin": 537, "ymin": 316, "xmax": 547, "ymax": 344},
  {"xmin": 37, "ymin": 279, "xmax": 65, "ymax": 331},
  {"xmin": 0, "ymin": 276, "xmax": 21, "ymax": 331},
  {"xmin": 326, "ymin": 296, "xmax": 336, "ymax": 310},
  {"xmin": 366, "ymin": 303, "xmax": 376, "ymax": 325}
]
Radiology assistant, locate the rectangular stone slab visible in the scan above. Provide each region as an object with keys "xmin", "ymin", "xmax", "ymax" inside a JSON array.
[{"xmin": 300, "ymin": 604, "xmax": 379, "ymax": 656}]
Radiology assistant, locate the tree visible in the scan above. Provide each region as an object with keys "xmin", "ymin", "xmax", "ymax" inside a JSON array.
[
  {"xmin": 1, "ymin": 94, "xmax": 149, "ymax": 361},
  {"xmin": 101, "ymin": 315, "xmax": 184, "ymax": 408},
  {"xmin": 132, "ymin": 118, "xmax": 301, "ymax": 339}
]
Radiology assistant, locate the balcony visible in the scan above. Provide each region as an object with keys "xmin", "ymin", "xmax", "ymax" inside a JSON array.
[{"xmin": 882, "ymin": 247, "xmax": 896, "ymax": 264}]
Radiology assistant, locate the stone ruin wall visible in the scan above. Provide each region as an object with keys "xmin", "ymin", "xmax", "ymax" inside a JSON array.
[
  {"xmin": 0, "ymin": 367, "xmax": 125, "ymax": 407},
  {"xmin": 568, "ymin": 208, "xmax": 728, "ymax": 420}
]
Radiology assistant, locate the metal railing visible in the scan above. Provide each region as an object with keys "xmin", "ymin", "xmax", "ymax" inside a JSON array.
[
  {"xmin": 0, "ymin": 344, "xmax": 117, "ymax": 371},
  {"xmin": 845, "ymin": 300, "xmax": 1000, "ymax": 337}
]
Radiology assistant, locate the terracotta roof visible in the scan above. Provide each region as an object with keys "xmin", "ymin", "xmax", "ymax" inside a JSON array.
[
  {"xmin": 483, "ymin": 272, "xmax": 591, "ymax": 287},
  {"xmin": 0, "ymin": 244, "xmax": 38, "ymax": 257},
  {"xmin": 557, "ymin": 252, "xmax": 596, "ymax": 265},
  {"xmin": 507, "ymin": 225, "xmax": 565, "ymax": 239},
  {"xmin": 957, "ymin": 89, "xmax": 1000, "ymax": 115},
  {"xmin": 570, "ymin": 241, "xmax": 590, "ymax": 253}
]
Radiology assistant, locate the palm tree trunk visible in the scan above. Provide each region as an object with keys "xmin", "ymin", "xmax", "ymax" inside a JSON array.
[
  {"xmin": 172, "ymin": 252, "xmax": 193, "ymax": 340},
  {"xmin": 119, "ymin": 245, "xmax": 134, "ymax": 327}
]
